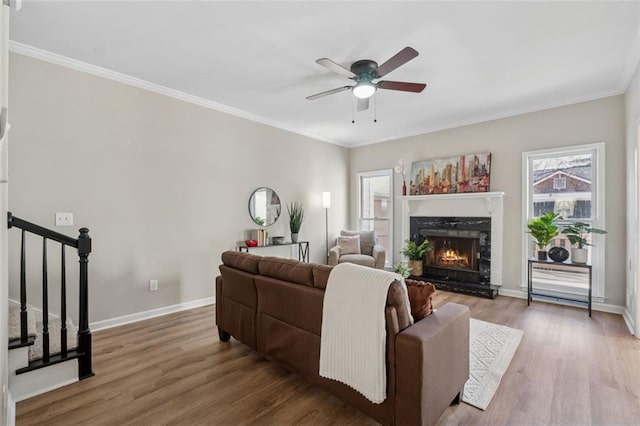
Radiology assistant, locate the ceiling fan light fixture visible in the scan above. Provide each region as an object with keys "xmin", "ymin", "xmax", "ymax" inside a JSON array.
[{"xmin": 353, "ymin": 81, "xmax": 376, "ymax": 99}]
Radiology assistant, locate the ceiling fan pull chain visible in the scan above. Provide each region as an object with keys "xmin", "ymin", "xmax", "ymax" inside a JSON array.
[
  {"xmin": 374, "ymin": 94, "xmax": 377, "ymax": 123},
  {"xmin": 352, "ymin": 99, "xmax": 356, "ymax": 124}
]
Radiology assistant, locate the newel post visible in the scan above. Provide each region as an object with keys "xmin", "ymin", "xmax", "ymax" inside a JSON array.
[{"xmin": 77, "ymin": 227, "xmax": 94, "ymax": 379}]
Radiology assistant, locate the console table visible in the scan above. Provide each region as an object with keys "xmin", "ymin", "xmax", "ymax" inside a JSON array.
[
  {"xmin": 527, "ymin": 259, "xmax": 592, "ymax": 316},
  {"xmin": 238, "ymin": 241, "xmax": 310, "ymax": 262}
]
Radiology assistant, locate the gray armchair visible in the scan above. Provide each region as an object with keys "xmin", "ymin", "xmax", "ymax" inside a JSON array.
[{"xmin": 328, "ymin": 230, "xmax": 386, "ymax": 269}]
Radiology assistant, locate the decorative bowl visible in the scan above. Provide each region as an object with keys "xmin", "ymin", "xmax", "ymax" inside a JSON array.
[
  {"xmin": 548, "ymin": 246, "xmax": 569, "ymax": 262},
  {"xmin": 245, "ymin": 239, "xmax": 258, "ymax": 247},
  {"xmin": 272, "ymin": 236, "xmax": 285, "ymax": 245}
]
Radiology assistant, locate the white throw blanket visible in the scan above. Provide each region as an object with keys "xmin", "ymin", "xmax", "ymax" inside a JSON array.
[{"xmin": 319, "ymin": 263, "xmax": 407, "ymax": 404}]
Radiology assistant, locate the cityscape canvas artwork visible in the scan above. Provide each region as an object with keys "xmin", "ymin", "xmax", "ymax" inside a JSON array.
[{"xmin": 409, "ymin": 153, "xmax": 491, "ymax": 195}]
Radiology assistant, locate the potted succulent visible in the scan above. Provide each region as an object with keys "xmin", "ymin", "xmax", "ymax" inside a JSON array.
[
  {"xmin": 401, "ymin": 239, "xmax": 431, "ymax": 276},
  {"xmin": 392, "ymin": 262, "xmax": 411, "ymax": 279},
  {"xmin": 561, "ymin": 221, "xmax": 607, "ymax": 264},
  {"xmin": 527, "ymin": 212, "xmax": 560, "ymax": 261},
  {"xmin": 287, "ymin": 201, "xmax": 305, "ymax": 243}
]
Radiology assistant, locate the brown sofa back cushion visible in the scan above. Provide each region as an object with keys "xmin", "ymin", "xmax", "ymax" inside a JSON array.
[
  {"xmin": 221, "ymin": 251, "xmax": 260, "ymax": 274},
  {"xmin": 405, "ymin": 279, "xmax": 436, "ymax": 320},
  {"xmin": 258, "ymin": 256, "xmax": 315, "ymax": 287},
  {"xmin": 312, "ymin": 264, "xmax": 332, "ymax": 289}
]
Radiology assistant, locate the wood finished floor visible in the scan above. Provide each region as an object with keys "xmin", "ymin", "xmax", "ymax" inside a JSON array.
[{"xmin": 16, "ymin": 292, "xmax": 640, "ymax": 425}]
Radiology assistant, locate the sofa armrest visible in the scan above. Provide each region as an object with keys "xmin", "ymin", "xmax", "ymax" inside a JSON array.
[
  {"xmin": 328, "ymin": 245, "xmax": 341, "ymax": 266},
  {"xmin": 372, "ymin": 244, "xmax": 386, "ymax": 269},
  {"xmin": 395, "ymin": 303, "xmax": 470, "ymax": 426}
]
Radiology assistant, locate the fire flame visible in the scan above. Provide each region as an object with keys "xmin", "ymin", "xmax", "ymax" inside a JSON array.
[{"xmin": 439, "ymin": 249, "xmax": 468, "ymax": 264}]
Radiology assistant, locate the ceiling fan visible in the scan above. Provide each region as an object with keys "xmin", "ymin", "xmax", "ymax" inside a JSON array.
[{"xmin": 306, "ymin": 46, "xmax": 427, "ymax": 111}]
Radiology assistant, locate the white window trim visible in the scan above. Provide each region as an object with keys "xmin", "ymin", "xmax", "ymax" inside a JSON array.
[
  {"xmin": 521, "ymin": 142, "xmax": 606, "ymax": 302},
  {"xmin": 357, "ymin": 169, "xmax": 393, "ymax": 268}
]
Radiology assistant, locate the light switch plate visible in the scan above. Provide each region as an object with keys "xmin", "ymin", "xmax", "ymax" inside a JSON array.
[{"xmin": 55, "ymin": 212, "xmax": 73, "ymax": 226}]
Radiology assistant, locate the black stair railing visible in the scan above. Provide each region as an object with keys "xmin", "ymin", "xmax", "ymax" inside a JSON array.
[{"xmin": 7, "ymin": 212, "xmax": 94, "ymax": 380}]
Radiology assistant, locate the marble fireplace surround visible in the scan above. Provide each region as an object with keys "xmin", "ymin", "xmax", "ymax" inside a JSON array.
[{"xmin": 399, "ymin": 192, "xmax": 505, "ymax": 287}]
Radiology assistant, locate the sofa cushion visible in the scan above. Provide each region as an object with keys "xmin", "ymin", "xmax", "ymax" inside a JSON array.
[
  {"xmin": 405, "ymin": 279, "xmax": 436, "ymax": 320},
  {"xmin": 258, "ymin": 256, "xmax": 314, "ymax": 287},
  {"xmin": 338, "ymin": 254, "xmax": 375, "ymax": 268},
  {"xmin": 388, "ymin": 280, "xmax": 413, "ymax": 331},
  {"xmin": 338, "ymin": 235, "xmax": 361, "ymax": 254},
  {"xmin": 221, "ymin": 251, "xmax": 260, "ymax": 274},
  {"xmin": 312, "ymin": 264, "xmax": 333, "ymax": 289},
  {"xmin": 341, "ymin": 230, "xmax": 375, "ymax": 256}
]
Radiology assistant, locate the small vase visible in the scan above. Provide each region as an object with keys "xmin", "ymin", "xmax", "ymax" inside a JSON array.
[
  {"xmin": 571, "ymin": 248, "xmax": 588, "ymax": 264},
  {"xmin": 402, "ymin": 181, "xmax": 407, "ymax": 196},
  {"xmin": 291, "ymin": 233, "xmax": 299, "ymax": 243},
  {"xmin": 408, "ymin": 259, "xmax": 423, "ymax": 276},
  {"xmin": 537, "ymin": 250, "xmax": 548, "ymax": 261}
]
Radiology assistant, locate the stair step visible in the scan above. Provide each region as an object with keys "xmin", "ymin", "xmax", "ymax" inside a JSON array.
[
  {"xmin": 8, "ymin": 336, "xmax": 35, "ymax": 350},
  {"xmin": 30, "ymin": 318, "xmax": 78, "ymax": 362},
  {"xmin": 8, "ymin": 300, "xmax": 37, "ymax": 341},
  {"xmin": 16, "ymin": 351, "xmax": 83, "ymax": 375}
]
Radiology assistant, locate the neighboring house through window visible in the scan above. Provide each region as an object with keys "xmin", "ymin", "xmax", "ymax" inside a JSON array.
[{"xmin": 522, "ymin": 142, "xmax": 606, "ymax": 301}]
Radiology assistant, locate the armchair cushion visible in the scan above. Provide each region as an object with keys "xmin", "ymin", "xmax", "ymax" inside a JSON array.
[
  {"xmin": 338, "ymin": 254, "xmax": 376, "ymax": 268},
  {"xmin": 338, "ymin": 235, "xmax": 361, "ymax": 255},
  {"xmin": 341, "ymin": 230, "xmax": 375, "ymax": 256}
]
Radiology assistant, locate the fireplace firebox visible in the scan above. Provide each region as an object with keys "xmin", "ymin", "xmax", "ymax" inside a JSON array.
[{"xmin": 410, "ymin": 216, "xmax": 496, "ymax": 298}]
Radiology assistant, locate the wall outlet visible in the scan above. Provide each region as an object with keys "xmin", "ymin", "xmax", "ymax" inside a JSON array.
[
  {"xmin": 149, "ymin": 279, "xmax": 158, "ymax": 292},
  {"xmin": 55, "ymin": 212, "xmax": 74, "ymax": 226}
]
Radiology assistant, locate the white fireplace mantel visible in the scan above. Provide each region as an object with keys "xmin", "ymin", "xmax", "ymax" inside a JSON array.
[{"xmin": 399, "ymin": 191, "xmax": 505, "ymax": 286}]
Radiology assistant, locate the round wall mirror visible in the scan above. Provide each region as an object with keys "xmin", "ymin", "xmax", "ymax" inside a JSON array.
[{"xmin": 248, "ymin": 187, "xmax": 281, "ymax": 226}]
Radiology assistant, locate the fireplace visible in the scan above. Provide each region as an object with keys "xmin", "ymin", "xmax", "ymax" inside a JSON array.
[{"xmin": 410, "ymin": 216, "xmax": 494, "ymax": 297}]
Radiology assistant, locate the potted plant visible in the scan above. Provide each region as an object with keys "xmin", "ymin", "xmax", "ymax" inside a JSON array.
[
  {"xmin": 392, "ymin": 262, "xmax": 411, "ymax": 279},
  {"xmin": 401, "ymin": 239, "xmax": 431, "ymax": 276},
  {"xmin": 287, "ymin": 201, "xmax": 305, "ymax": 243},
  {"xmin": 527, "ymin": 212, "xmax": 560, "ymax": 260},
  {"xmin": 561, "ymin": 222, "xmax": 607, "ymax": 264}
]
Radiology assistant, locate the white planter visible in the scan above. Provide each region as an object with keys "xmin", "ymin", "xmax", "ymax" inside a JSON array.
[{"xmin": 571, "ymin": 248, "xmax": 588, "ymax": 264}]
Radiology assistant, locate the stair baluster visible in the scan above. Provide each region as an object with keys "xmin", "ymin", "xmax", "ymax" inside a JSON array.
[
  {"xmin": 19, "ymin": 229, "xmax": 27, "ymax": 344},
  {"xmin": 60, "ymin": 244, "xmax": 67, "ymax": 358},
  {"xmin": 42, "ymin": 237, "xmax": 50, "ymax": 363}
]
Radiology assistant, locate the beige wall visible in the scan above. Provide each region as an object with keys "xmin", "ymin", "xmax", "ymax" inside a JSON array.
[
  {"xmin": 350, "ymin": 96, "xmax": 627, "ymax": 307},
  {"xmin": 8, "ymin": 53, "xmax": 349, "ymax": 323},
  {"xmin": 625, "ymin": 61, "xmax": 640, "ymax": 332}
]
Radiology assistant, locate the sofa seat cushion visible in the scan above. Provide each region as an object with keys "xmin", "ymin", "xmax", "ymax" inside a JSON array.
[
  {"xmin": 258, "ymin": 256, "xmax": 315, "ymax": 287},
  {"xmin": 338, "ymin": 254, "xmax": 375, "ymax": 268}
]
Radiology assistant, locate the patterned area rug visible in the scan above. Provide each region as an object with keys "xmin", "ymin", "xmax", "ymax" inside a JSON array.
[{"xmin": 462, "ymin": 318, "xmax": 523, "ymax": 410}]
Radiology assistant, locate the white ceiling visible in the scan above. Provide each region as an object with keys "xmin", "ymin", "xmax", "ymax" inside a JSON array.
[{"xmin": 9, "ymin": 1, "xmax": 640, "ymax": 147}]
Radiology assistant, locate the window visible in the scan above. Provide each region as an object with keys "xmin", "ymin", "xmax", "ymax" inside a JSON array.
[
  {"xmin": 358, "ymin": 170, "xmax": 393, "ymax": 268},
  {"xmin": 522, "ymin": 143, "xmax": 606, "ymax": 300}
]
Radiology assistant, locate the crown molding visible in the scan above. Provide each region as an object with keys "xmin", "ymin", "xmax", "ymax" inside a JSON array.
[
  {"xmin": 8, "ymin": 41, "xmax": 343, "ymax": 147},
  {"xmin": 619, "ymin": 22, "xmax": 640, "ymax": 92}
]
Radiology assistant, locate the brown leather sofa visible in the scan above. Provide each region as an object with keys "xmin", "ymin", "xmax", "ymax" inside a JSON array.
[{"xmin": 215, "ymin": 251, "xmax": 470, "ymax": 426}]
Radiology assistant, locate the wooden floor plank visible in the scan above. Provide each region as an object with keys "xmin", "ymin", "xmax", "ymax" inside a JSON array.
[{"xmin": 16, "ymin": 293, "xmax": 640, "ymax": 425}]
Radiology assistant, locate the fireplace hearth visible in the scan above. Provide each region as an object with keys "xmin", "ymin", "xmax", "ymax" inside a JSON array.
[{"xmin": 410, "ymin": 216, "xmax": 498, "ymax": 298}]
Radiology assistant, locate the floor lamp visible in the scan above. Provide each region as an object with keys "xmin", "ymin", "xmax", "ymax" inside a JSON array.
[{"xmin": 322, "ymin": 192, "xmax": 331, "ymax": 263}]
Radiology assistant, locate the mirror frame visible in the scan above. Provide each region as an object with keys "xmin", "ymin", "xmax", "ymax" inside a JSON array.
[{"xmin": 248, "ymin": 187, "xmax": 281, "ymax": 226}]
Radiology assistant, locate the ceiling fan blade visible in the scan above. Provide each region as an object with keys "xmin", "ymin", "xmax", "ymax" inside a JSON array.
[
  {"xmin": 357, "ymin": 97, "xmax": 369, "ymax": 112},
  {"xmin": 374, "ymin": 47, "xmax": 419, "ymax": 78},
  {"xmin": 306, "ymin": 85, "xmax": 353, "ymax": 100},
  {"xmin": 377, "ymin": 80, "xmax": 426, "ymax": 93},
  {"xmin": 316, "ymin": 58, "xmax": 356, "ymax": 78}
]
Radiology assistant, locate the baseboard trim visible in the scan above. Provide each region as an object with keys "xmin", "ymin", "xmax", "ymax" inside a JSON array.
[
  {"xmin": 90, "ymin": 297, "xmax": 215, "ymax": 332},
  {"xmin": 623, "ymin": 309, "xmax": 637, "ymax": 336},
  {"xmin": 499, "ymin": 289, "xmax": 625, "ymax": 315}
]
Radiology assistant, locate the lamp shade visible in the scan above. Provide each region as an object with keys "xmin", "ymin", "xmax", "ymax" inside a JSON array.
[{"xmin": 322, "ymin": 192, "xmax": 331, "ymax": 209}]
